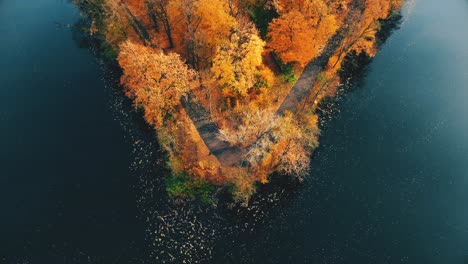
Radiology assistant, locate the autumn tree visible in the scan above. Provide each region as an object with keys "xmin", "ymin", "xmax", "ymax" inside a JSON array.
[
  {"xmin": 331, "ymin": 0, "xmax": 403, "ymax": 66},
  {"xmin": 195, "ymin": 0, "xmax": 237, "ymax": 67},
  {"xmin": 246, "ymin": 111, "xmax": 319, "ymax": 182},
  {"xmin": 351, "ymin": 0, "xmax": 399, "ymax": 54},
  {"xmin": 267, "ymin": 10, "xmax": 315, "ymax": 66},
  {"xmin": 218, "ymin": 104, "xmax": 275, "ymax": 147},
  {"xmin": 267, "ymin": 0, "xmax": 338, "ymax": 66},
  {"xmin": 272, "ymin": 111, "xmax": 319, "ymax": 178},
  {"xmin": 118, "ymin": 41, "xmax": 197, "ymax": 127},
  {"xmin": 211, "ymin": 20, "xmax": 265, "ymax": 97},
  {"xmin": 167, "ymin": 0, "xmax": 236, "ymax": 69}
]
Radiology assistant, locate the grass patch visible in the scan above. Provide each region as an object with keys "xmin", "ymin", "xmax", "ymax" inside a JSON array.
[
  {"xmin": 283, "ymin": 72, "xmax": 297, "ymax": 84},
  {"xmin": 166, "ymin": 173, "xmax": 216, "ymax": 204},
  {"xmin": 271, "ymin": 53, "xmax": 297, "ymax": 84}
]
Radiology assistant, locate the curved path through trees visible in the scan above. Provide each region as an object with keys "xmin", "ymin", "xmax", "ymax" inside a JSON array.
[
  {"xmin": 181, "ymin": 4, "xmax": 360, "ymax": 166},
  {"xmin": 182, "ymin": 0, "xmax": 362, "ymax": 167},
  {"xmin": 181, "ymin": 30, "xmax": 344, "ymax": 166}
]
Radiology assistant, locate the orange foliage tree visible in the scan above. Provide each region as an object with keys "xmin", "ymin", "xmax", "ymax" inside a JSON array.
[
  {"xmin": 267, "ymin": 0, "xmax": 338, "ymax": 66},
  {"xmin": 118, "ymin": 40, "xmax": 197, "ymax": 127},
  {"xmin": 167, "ymin": 0, "xmax": 236, "ymax": 69}
]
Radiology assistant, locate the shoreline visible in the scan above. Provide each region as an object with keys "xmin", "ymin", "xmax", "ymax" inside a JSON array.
[{"xmin": 73, "ymin": 0, "xmax": 403, "ymax": 205}]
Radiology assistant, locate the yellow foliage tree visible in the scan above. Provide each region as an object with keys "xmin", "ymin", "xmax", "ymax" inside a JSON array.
[
  {"xmin": 267, "ymin": 111, "xmax": 319, "ymax": 178},
  {"xmin": 211, "ymin": 21, "xmax": 265, "ymax": 97}
]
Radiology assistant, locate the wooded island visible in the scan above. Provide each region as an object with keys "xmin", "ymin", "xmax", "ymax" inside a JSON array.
[{"xmin": 75, "ymin": 0, "xmax": 402, "ymax": 203}]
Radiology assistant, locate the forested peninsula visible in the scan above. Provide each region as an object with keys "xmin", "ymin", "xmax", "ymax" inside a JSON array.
[{"xmin": 75, "ymin": 0, "xmax": 402, "ymax": 203}]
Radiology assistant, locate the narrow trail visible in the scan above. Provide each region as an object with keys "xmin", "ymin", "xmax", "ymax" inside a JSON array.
[
  {"xmin": 276, "ymin": 26, "xmax": 350, "ymax": 114},
  {"xmin": 181, "ymin": 92, "xmax": 245, "ymax": 166}
]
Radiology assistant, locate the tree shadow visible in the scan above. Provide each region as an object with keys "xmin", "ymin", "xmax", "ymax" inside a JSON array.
[
  {"xmin": 376, "ymin": 12, "xmax": 403, "ymax": 47},
  {"xmin": 316, "ymin": 12, "xmax": 403, "ymax": 129}
]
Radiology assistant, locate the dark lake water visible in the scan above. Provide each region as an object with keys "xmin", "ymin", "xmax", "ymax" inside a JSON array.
[{"xmin": 1, "ymin": 0, "xmax": 468, "ymax": 263}]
